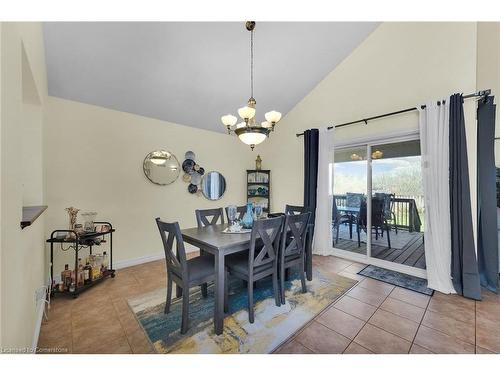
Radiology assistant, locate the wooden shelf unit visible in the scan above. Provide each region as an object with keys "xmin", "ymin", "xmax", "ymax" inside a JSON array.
[{"xmin": 246, "ymin": 170, "xmax": 270, "ymax": 213}]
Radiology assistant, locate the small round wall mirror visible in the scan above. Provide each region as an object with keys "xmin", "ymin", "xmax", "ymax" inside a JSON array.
[
  {"xmin": 201, "ymin": 171, "xmax": 226, "ymax": 200},
  {"xmin": 143, "ymin": 150, "xmax": 180, "ymax": 185}
]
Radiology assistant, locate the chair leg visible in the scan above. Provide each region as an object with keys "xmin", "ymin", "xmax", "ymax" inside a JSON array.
[
  {"xmin": 224, "ymin": 269, "xmax": 229, "ymax": 313},
  {"xmin": 180, "ymin": 287, "xmax": 189, "ymax": 334},
  {"xmin": 248, "ymin": 279, "xmax": 254, "ymax": 323},
  {"xmin": 280, "ymin": 262, "xmax": 286, "ymax": 305},
  {"xmin": 272, "ymin": 269, "xmax": 281, "ymax": 307},
  {"xmin": 386, "ymin": 224, "xmax": 391, "ymax": 249},
  {"xmin": 357, "ymin": 226, "xmax": 361, "ymax": 247},
  {"xmin": 164, "ymin": 275, "xmax": 172, "ymax": 314},
  {"xmin": 285, "ymin": 268, "xmax": 291, "ymax": 281},
  {"xmin": 201, "ymin": 283, "xmax": 208, "ymax": 298},
  {"xmin": 299, "ymin": 261, "xmax": 307, "ymax": 293}
]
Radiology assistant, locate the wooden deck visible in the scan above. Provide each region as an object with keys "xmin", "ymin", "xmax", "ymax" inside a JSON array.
[{"xmin": 334, "ymin": 232, "xmax": 426, "ymax": 270}]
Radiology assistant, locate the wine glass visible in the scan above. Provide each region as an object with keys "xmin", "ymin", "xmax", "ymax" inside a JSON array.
[
  {"xmin": 227, "ymin": 205, "xmax": 237, "ymax": 227},
  {"xmin": 254, "ymin": 204, "xmax": 263, "ymax": 219}
]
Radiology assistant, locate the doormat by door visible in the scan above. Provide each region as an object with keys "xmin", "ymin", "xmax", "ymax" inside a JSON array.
[{"xmin": 358, "ymin": 265, "xmax": 434, "ymax": 296}]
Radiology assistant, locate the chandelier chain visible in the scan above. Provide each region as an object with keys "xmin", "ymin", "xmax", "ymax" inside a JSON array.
[{"xmin": 250, "ymin": 29, "xmax": 254, "ymax": 99}]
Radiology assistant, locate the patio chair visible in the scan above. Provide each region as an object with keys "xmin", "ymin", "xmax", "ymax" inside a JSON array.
[
  {"xmin": 332, "ymin": 199, "xmax": 352, "ymax": 246},
  {"xmin": 356, "ymin": 197, "xmax": 391, "ymax": 248},
  {"xmin": 375, "ymin": 193, "xmax": 398, "ymax": 234}
]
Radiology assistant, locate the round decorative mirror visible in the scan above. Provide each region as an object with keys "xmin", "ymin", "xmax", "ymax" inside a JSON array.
[
  {"xmin": 201, "ymin": 171, "xmax": 226, "ymax": 200},
  {"xmin": 143, "ymin": 150, "xmax": 180, "ymax": 185}
]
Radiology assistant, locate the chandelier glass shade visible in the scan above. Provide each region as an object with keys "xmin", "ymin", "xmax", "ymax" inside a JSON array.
[{"xmin": 220, "ymin": 21, "xmax": 282, "ymax": 150}]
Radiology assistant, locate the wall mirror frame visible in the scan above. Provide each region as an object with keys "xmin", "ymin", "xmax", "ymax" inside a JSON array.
[
  {"xmin": 201, "ymin": 171, "xmax": 227, "ymax": 200},
  {"xmin": 143, "ymin": 150, "xmax": 180, "ymax": 186}
]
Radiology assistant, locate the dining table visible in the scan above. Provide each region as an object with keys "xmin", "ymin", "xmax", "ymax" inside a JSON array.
[
  {"xmin": 181, "ymin": 220, "xmax": 314, "ymax": 335},
  {"xmin": 180, "ymin": 223, "xmax": 252, "ymax": 335}
]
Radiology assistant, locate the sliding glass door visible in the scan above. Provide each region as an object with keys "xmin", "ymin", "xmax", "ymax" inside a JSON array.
[{"xmin": 331, "ymin": 136, "xmax": 426, "ymax": 277}]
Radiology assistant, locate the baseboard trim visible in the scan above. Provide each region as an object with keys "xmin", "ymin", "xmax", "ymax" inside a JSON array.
[
  {"xmin": 113, "ymin": 247, "xmax": 198, "ymax": 270},
  {"xmin": 32, "ymin": 285, "xmax": 49, "ymax": 351},
  {"xmin": 113, "ymin": 252, "xmax": 165, "ymax": 270}
]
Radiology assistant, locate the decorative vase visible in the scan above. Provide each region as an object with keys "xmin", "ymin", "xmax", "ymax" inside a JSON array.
[
  {"xmin": 255, "ymin": 155, "xmax": 262, "ymax": 170},
  {"xmin": 241, "ymin": 203, "xmax": 254, "ymax": 229},
  {"xmin": 65, "ymin": 207, "xmax": 80, "ymax": 239}
]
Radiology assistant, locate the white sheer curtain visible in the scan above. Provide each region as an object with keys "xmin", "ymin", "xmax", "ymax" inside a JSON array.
[
  {"xmin": 313, "ymin": 127, "xmax": 335, "ymax": 256},
  {"xmin": 418, "ymin": 101, "xmax": 456, "ymax": 294}
]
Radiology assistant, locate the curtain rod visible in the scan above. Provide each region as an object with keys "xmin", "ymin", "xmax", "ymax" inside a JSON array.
[{"xmin": 296, "ymin": 89, "xmax": 491, "ymax": 137}]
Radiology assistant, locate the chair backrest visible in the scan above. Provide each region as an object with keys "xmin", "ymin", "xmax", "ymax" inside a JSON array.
[
  {"xmin": 285, "ymin": 204, "xmax": 308, "ymax": 215},
  {"xmin": 155, "ymin": 218, "xmax": 187, "ymax": 277},
  {"xmin": 358, "ymin": 197, "xmax": 385, "ymax": 227},
  {"xmin": 374, "ymin": 193, "xmax": 393, "ymax": 218},
  {"xmin": 332, "ymin": 199, "xmax": 340, "ymax": 223},
  {"xmin": 371, "ymin": 196, "xmax": 385, "ymax": 226},
  {"xmin": 281, "ymin": 212, "xmax": 311, "ymax": 260},
  {"xmin": 346, "ymin": 192, "xmax": 364, "ymax": 208},
  {"xmin": 248, "ymin": 216, "xmax": 284, "ymax": 273},
  {"xmin": 195, "ymin": 208, "xmax": 225, "ymax": 228},
  {"xmin": 225, "ymin": 205, "xmax": 247, "ymax": 222}
]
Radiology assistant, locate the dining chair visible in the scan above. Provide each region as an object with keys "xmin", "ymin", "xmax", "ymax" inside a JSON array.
[
  {"xmin": 284, "ymin": 204, "xmax": 309, "ymax": 215},
  {"xmin": 279, "ymin": 212, "xmax": 311, "ymax": 305},
  {"xmin": 225, "ymin": 216, "xmax": 284, "ymax": 323},
  {"xmin": 224, "ymin": 205, "xmax": 247, "ymax": 222},
  {"xmin": 284, "ymin": 204, "xmax": 313, "ymax": 280},
  {"xmin": 194, "ymin": 208, "xmax": 224, "ymax": 297},
  {"xmin": 155, "ymin": 218, "xmax": 217, "ymax": 334},
  {"xmin": 195, "ymin": 207, "xmax": 225, "ymax": 227}
]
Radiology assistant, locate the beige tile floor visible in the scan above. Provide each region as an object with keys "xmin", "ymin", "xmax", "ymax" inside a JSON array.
[{"xmin": 38, "ymin": 254, "xmax": 500, "ymax": 354}]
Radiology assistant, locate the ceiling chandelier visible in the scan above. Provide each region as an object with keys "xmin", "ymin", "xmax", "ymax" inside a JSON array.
[{"xmin": 220, "ymin": 21, "xmax": 282, "ymax": 150}]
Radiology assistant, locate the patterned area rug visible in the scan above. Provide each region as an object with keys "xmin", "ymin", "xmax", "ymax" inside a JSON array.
[
  {"xmin": 128, "ymin": 269, "xmax": 357, "ymax": 354},
  {"xmin": 358, "ymin": 265, "xmax": 434, "ymax": 296}
]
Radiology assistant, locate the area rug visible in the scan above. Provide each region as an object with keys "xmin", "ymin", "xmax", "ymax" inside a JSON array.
[
  {"xmin": 127, "ymin": 269, "xmax": 357, "ymax": 354},
  {"xmin": 358, "ymin": 265, "xmax": 434, "ymax": 296}
]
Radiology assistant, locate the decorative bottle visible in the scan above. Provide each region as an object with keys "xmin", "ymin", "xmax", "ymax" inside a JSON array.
[
  {"xmin": 61, "ymin": 264, "xmax": 72, "ymax": 291},
  {"xmin": 77, "ymin": 258, "xmax": 84, "ymax": 287},
  {"xmin": 102, "ymin": 251, "xmax": 109, "ymax": 273},
  {"xmin": 83, "ymin": 261, "xmax": 91, "ymax": 284},
  {"xmin": 241, "ymin": 202, "xmax": 254, "ymax": 229}
]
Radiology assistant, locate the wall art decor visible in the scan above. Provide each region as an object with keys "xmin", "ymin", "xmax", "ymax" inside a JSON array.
[
  {"xmin": 181, "ymin": 151, "xmax": 206, "ymax": 195},
  {"xmin": 143, "ymin": 150, "xmax": 180, "ymax": 185}
]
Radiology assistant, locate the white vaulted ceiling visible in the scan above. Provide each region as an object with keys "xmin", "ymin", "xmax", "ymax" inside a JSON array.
[{"xmin": 43, "ymin": 22, "xmax": 379, "ymax": 133}]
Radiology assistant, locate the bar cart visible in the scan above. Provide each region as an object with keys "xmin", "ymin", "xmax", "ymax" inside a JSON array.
[{"xmin": 47, "ymin": 221, "xmax": 115, "ymax": 298}]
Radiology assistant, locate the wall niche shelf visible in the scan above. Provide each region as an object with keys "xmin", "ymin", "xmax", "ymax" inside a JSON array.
[{"xmin": 21, "ymin": 205, "xmax": 48, "ymax": 229}]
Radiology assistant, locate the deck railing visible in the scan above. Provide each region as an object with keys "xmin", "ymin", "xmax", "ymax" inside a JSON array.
[{"xmin": 334, "ymin": 194, "xmax": 422, "ymax": 232}]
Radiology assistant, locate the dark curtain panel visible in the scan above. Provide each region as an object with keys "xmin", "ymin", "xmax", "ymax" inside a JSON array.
[
  {"xmin": 477, "ymin": 95, "xmax": 499, "ymax": 293},
  {"xmin": 449, "ymin": 93, "xmax": 482, "ymax": 300},
  {"xmin": 303, "ymin": 129, "xmax": 319, "ymax": 281},
  {"xmin": 303, "ymin": 129, "xmax": 319, "ymax": 224}
]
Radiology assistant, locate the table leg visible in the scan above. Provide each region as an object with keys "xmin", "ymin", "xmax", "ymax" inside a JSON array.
[
  {"xmin": 349, "ymin": 218, "xmax": 353, "ymax": 239},
  {"xmin": 306, "ymin": 229, "xmax": 313, "ymax": 281},
  {"xmin": 214, "ymin": 251, "xmax": 225, "ymax": 335}
]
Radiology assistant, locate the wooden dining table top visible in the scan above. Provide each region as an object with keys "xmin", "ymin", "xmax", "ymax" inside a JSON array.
[{"xmin": 181, "ymin": 223, "xmax": 252, "ymax": 252}]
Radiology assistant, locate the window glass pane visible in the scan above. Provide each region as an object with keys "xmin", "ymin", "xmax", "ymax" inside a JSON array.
[
  {"xmin": 332, "ymin": 146, "xmax": 367, "ymax": 255},
  {"xmin": 370, "ymin": 140, "xmax": 426, "ymax": 270}
]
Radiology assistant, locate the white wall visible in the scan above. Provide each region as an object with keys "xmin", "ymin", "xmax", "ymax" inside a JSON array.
[
  {"xmin": 44, "ymin": 97, "xmax": 256, "ymax": 272},
  {"xmin": 0, "ymin": 22, "xmax": 47, "ymax": 349},
  {"xmin": 259, "ymin": 22, "xmax": 479, "ymax": 236}
]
